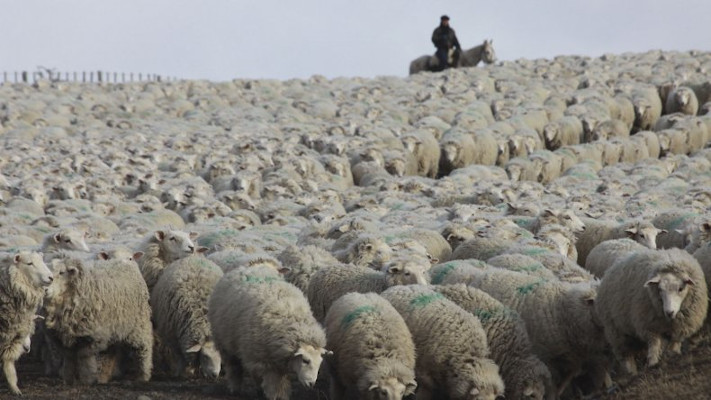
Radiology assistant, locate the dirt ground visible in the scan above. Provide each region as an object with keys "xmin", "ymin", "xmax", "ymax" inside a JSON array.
[{"xmin": 6, "ymin": 344, "xmax": 711, "ymax": 399}]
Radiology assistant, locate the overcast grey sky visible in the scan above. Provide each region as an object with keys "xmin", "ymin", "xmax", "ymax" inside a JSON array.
[{"xmin": 3, "ymin": 0, "xmax": 710, "ymax": 81}]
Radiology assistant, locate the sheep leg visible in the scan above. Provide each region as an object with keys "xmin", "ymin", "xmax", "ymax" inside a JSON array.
[
  {"xmin": 646, "ymin": 335, "xmax": 663, "ymax": 367},
  {"xmin": 669, "ymin": 341, "xmax": 682, "ymax": 355},
  {"xmin": 224, "ymin": 355, "xmax": 245, "ymax": 395},
  {"xmin": 2, "ymin": 360, "xmax": 21, "ymax": 395},
  {"xmin": 556, "ymin": 368, "xmax": 579, "ymax": 399},
  {"xmin": 416, "ymin": 385, "xmax": 433, "ymax": 400},
  {"xmin": 261, "ymin": 371, "xmax": 291, "ymax": 400},
  {"xmin": 76, "ymin": 345, "xmax": 98, "ymax": 384},
  {"xmin": 622, "ymin": 356, "xmax": 638, "ymax": 375},
  {"xmin": 62, "ymin": 350, "xmax": 78, "ymax": 384},
  {"xmin": 131, "ymin": 336, "xmax": 153, "ymax": 382},
  {"xmin": 97, "ymin": 351, "xmax": 118, "ymax": 383}
]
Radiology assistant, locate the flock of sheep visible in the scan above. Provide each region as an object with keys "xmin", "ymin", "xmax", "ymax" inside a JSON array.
[{"xmin": 2, "ymin": 48, "xmax": 711, "ymax": 400}]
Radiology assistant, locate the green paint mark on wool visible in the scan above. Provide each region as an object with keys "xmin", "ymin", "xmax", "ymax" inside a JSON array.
[
  {"xmin": 430, "ymin": 263, "xmax": 456, "ymax": 285},
  {"xmin": 341, "ymin": 305, "xmax": 377, "ymax": 329},
  {"xmin": 516, "ymin": 279, "xmax": 545, "ymax": 295},
  {"xmin": 244, "ymin": 275, "xmax": 279, "ymax": 284},
  {"xmin": 522, "ymin": 248, "xmax": 547, "ymax": 257},
  {"xmin": 410, "ymin": 292, "xmax": 444, "ymax": 308},
  {"xmin": 513, "ymin": 263, "xmax": 542, "ymax": 272},
  {"xmin": 667, "ymin": 213, "xmax": 700, "ymax": 230}
]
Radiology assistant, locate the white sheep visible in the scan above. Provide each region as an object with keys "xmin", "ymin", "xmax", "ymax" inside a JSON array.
[
  {"xmin": 135, "ymin": 229, "xmax": 199, "ymax": 291},
  {"xmin": 596, "ymin": 248, "xmax": 708, "ymax": 374},
  {"xmin": 434, "ymin": 284, "xmax": 555, "ymax": 400},
  {"xmin": 665, "ymin": 86, "xmax": 699, "ymax": 116},
  {"xmin": 468, "ymin": 268, "xmax": 607, "ymax": 397},
  {"xmin": 399, "ymin": 131, "xmax": 442, "ymax": 178},
  {"xmin": 40, "ymin": 228, "xmax": 91, "ymax": 255},
  {"xmin": 149, "ymin": 254, "xmax": 223, "ymax": 379},
  {"xmin": 652, "ymin": 210, "xmax": 702, "ymax": 249},
  {"xmin": 584, "ymin": 238, "xmax": 647, "ymax": 278},
  {"xmin": 381, "ymin": 285, "xmax": 505, "ymax": 400},
  {"xmin": 486, "ymin": 253, "xmax": 558, "ymax": 280},
  {"xmin": 332, "ymin": 234, "xmax": 393, "ymax": 270},
  {"xmin": 43, "ymin": 256, "xmax": 153, "ymax": 384},
  {"xmin": 307, "ymin": 260, "xmax": 430, "ymax": 322},
  {"xmin": 277, "ymin": 244, "xmax": 342, "ymax": 293},
  {"xmin": 575, "ymin": 218, "xmax": 664, "ymax": 266},
  {"xmin": 0, "ymin": 252, "xmax": 54, "ymax": 395},
  {"xmin": 542, "ymin": 116, "xmax": 583, "ymax": 150},
  {"xmin": 208, "ymin": 266, "xmax": 329, "ymax": 399},
  {"xmin": 324, "ymin": 292, "xmax": 417, "ymax": 400}
]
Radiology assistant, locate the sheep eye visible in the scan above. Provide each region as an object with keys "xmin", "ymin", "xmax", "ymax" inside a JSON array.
[
  {"xmin": 302, "ymin": 358, "xmax": 311, "ymax": 365},
  {"xmin": 678, "ymin": 286, "xmax": 685, "ymax": 293},
  {"xmin": 170, "ymin": 237, "xmax": 176, "ymax": 241},
  {"xmin": 640, "ymin": 234, "xmax": 645, "ymax": 239},
  {"xmin": 404, "ymin": 272, "xmax": 411, "ymax": 276},
  {"xmin": 27, "ymin": 262, "xmax": 34, "ymax": 266},
  {"xmin": 64, "ymin": 239, "xmax": 72, "ymax": 243}
]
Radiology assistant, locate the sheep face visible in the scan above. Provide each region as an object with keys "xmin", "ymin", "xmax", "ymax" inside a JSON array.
[
  {"xmin": 645, "ymin": 272, "xmax": 695, "ymax": 320},
  {"xmin": 625, "ymin": 225, "xmax": 663, "ymax": 249},
  {"xmin": 22, "ymin": 334, "xmax": 31, "ymax": 354},
  {"xmin": 289, "ymin": 345, "xmax": 329, "ymax": 389},
  {"xmin": 385, "ymin": 157, "xmax": 406, "ymax": 178},
  {"xmin": 186, "ymin": 341, "xmax": 222, "ymax": 379},
  {"xmin": 442, "ymin": 143, "xmax": 459, "ymax": 164},
  {"xmin": 558, "ymin": 210, "xmax": 585, "ymax": 234},
  {"xmin": 13, "ymin": 251, "xmax": 53, "ymax": 288},
  {"xmin": 446, "ymin": 359, "xmax": 505, "ymax": 400},
  {"xmin": 383, "ymin": 258, "xmax": 430, "ymax": 286},
  {"xmin": 517, "ymin": 376, "xmax": 547, "ymax": 400},
  {"xmin": 352, "ymin": 238, "xmax": 392, "ymax": 269},
  {"xmin": 51, "ymin": 230, "xmax": 90, "ymax": 252},
  {"xmin": 156, "ymin": 230, "xmax": 197, "ymax": 262},
  {"xmin": 366, "ymin": 376, "xmax": 416, "ymax": 400}
]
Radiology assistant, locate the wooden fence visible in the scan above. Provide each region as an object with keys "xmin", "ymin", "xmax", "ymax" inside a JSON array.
[{"xmin": 1, "ymin": 69, "xmax": 179, "ymax": 84}]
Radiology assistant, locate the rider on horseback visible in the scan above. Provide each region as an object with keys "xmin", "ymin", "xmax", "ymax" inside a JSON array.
[{"xmin": 431, "ymin": 15, "xmax": 461, "ymax": 71}]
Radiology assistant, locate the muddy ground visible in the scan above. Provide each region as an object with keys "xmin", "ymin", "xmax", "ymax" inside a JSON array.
[{"xmin": 6, "ymin": 343, "xmax": 711, "ymax": 400}]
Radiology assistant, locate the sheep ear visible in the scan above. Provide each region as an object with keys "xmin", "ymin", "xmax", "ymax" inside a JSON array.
[
  {"xmin": 155, "ymin": 230, "xmax": 166, "ymax": 241},
  {"xmin": 684, "ymin": 278, "xmax": 696, "ymax": 286},
  {"xmin": 321, "ymin": 349, "xmax": 333, "ymax": 356},
  {"xmin": 13, "ymin": 254, "xmax": 21, "ymax": 264},
  {"xmin": 97, "ymin": 252, "xmax": 109, "ymax": 261},
  {"xmin": 133, "ymin": 252, "xmax": 144, "ymax": 261},
  {"xmin": 506, "ymin": 203, "xmax": 517, "ymax": 213},
  {"xmin": 185, "ymin": 344, "xmax": 202, "ymax": 353},
  {"xmin": 405, "ymin": 380, "xmax": 418, "ymax": 395},
  {"xmin": 196, "ymin": 247, "xmax": 209, "ymax": 254},
  {"xmin": 658, "ymin": 229, "xmax": 668, "ymax": 234},
  {"xmin": 363, "ymin": 243, "xmax": 373, "ymax": 251},
  {"xmin": 387, "ymin": 265, "xmax": 402, "ymax": 274},
  {"xmin": 470, "ymin": 388, "xmax": 480, "ymax": 396},
  {"xmin": 53, "ymin": 233, "xmax": 62, "ymax": 243},
  {"xmin": 645, "ymin": 276, "xmax": 661, "ymax": 287},
  {"xmin": 427, "ymin": 254, "xmax": 439, "ymax": 264},
  {"xmin": 542, "ymin": 209, "xmax": 556, "ymax": 217},
  {"xmin": 368, "ymin": 383, "xmax": 379, "ymax": 391},
  {"xmin": 675, "ymin": 229, "xmax": 685, "ymax": 235},
  {"xmin": 625, "ymin": 227, "xmax": 638, "ymax": 236},
  {"xmin": 189, "ymin": 231, "xmax": 199, "ymax": 240},
  {"xmin": 524, "ymin": 386, "xmax": 535, "ymax": 397},
  {"xmin": 278, "ymin": 267, "xmax": 291, "ymax": 275},
  {"xmin": 702, "ymin": 222, "xmax": 711, "ymax": 232}
]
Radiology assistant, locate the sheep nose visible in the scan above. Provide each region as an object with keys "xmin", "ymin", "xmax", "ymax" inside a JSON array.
[
  {"xmin": 666, "ymin": 310, "xmax": 677, "ymax": 319},
  {"xmin": 188, "ymin": 245, "xmax": 195, "ymax": 252},
  {"xmin": 47, "ymin": 275, "xmax": 54, "ymax": 283}
]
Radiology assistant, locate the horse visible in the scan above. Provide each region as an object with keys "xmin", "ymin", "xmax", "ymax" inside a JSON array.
[
  {"xmin": 457, "ymin": 39, "xmax": 496, "ymax": 67},
  {"xmin": 408, "ymin": 39, "xmax": 496, "ymax": 74},
  {"xmin": 408, "ymin": 47, "xmax": 461, "ymax": 75}
]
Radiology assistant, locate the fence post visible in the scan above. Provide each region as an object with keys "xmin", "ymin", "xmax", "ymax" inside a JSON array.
[
  {"xmin": 2, "ymin": 72, "xmax": 6, "ymax": 83},
  {"xmin": 22, "ymin": 71, "xmax": 28, "ymax": 83}
]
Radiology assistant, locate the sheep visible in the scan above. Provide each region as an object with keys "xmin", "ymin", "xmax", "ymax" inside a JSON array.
[
  {"xmin": 383, "ymin": 149, "xmax": 418, "ymax": 178},
  {"xmin": 652, "ymin": 210, "xmax": 702, "ymax": 249},
  {"xmin": 434, "ymin": 284, "xmax": 555, "ymax": 400},
  {"xmin": 440, "ymin": 222, "xmax": 477, "ymax": 251},
  {"xmin": 208, "ymin": 266, "xmax": 329, "ymax": 399},
  {"xmin": 575, "ymin": 218, "xmax": 664, "ymax": 266},
  {"xmin": 502, "ymin": 243, "xmax": 594, "ymax": 283},
  {"xmin": 149, "ymin": 255, "xmax": 223, "ymax": 379},
  {"xmin": 332, "ymin": 234, "xmax": 393, "ymax": 270},
  {"xmin": 324, "ymin": 292, "xmax": 417, "ymax": 400},
  {"xmin": 135, "ymin": 229, "xmax": 199, "ymax": 291},
  {"xmin": 542, "ymin": 116, "xmax": 583, "ymax": 150},
  {"xmin": 596, "ymin": 248, "xmax": 708, "ymax": 374},
  {"xmin": 526, "ymin": 208, "xmax": 586, "ymax": 236},
  {"xmin": 588, "ymin": 230, "xmax": 643, "ymax": 273},
  {"xmin": 380, "ymin": 285, "xmax": 505, "ymax": 400},
  {"xmin": 665, "ymin": 86, "xmax": 699, "ymax": 116},
  {"xmin": 383, "ymin": 227, "xmax": 452, "ymax": 263},
  {"xmin": 43, "ymin": 256, "xmax": 153, "ymax": 385},
  {"xmin": 40, "ymin": 228, "xmax": 91, "ymax": 255},
  {"xmin": 486, "ymin": 254, "xmax": 558, "ymax": 280},
  {"xmin": 429, "ymin": 259, "xmax": 491, "ymax": 285},
  {"xmin": 534, "ymin": 224, "xmax": 579, "ymax": 261},
  {"xmin": 449, "ymin": 236, "xmax": 517, "ymax": 262},
  {"xmin": 400, "ymin": 130, "xmax": 441, "ymax": 178},
  {"xmin": 631, "ymin": 87, "xmax": 663, "ymax": 132},
  {"xmin": 438, "ymin": 130, "xmax": 478, "ymax": 176},
  {"xmin": 277, "ymin": 244, "xmax": 340, "ymax": 293},
  {"xmin": 0, "ymin": 252, "xmax": 54, "ymax": 395},
  {"xmin": 307, "ymin": 260, "xmax": 430, "ymax": 322},
  {"xmin": 467, "ymin": 268, "xmax": 607, "ymax": 397}
]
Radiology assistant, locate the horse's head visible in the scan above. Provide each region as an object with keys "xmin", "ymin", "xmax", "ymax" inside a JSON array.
[{"xmin": 482, "ymin": 39, "xmax": 496, "ymax": 64}]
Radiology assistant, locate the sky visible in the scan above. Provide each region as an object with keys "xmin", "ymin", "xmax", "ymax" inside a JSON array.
[{"xmin": 2, "ymin": 0, "xmax": 710, "ymax": 82}]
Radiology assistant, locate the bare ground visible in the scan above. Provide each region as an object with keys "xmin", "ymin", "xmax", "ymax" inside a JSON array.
[{"xmin": 6, "ymin": 343, "xmax": 711, "ymax": 399}]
